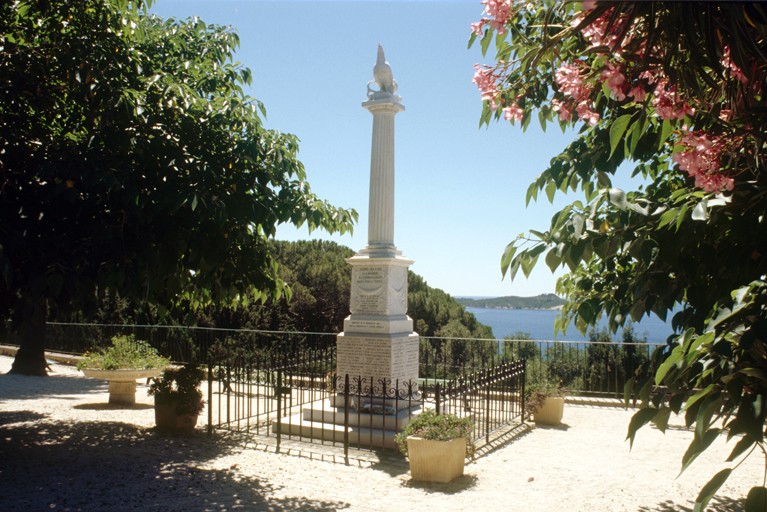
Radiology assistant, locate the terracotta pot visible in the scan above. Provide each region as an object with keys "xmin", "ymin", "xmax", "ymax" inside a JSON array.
[
  {"xmin": 533, "ymin": 396, "xmax": 565, "ymax": 425},
  {"xmin": 154, "ymin": 401, "xmax": 199, "ymax": 432},
  {"xmin": 406, "ymin": 436, "xmax": 466, "ymax": 483}
]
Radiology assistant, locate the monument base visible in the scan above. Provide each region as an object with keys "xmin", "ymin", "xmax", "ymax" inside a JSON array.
[
  {"xmin": 336, "ymin": 332, "xmax": 419, "ymax": 394},
  {"xmin": 343, "ymin": 314, "xmax": 413, "ymax": 334}
]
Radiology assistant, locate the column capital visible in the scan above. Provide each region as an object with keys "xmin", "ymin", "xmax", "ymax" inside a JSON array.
[{"xmin": 362, "ymin": 98, "xmax": 405, "ymax": 114}]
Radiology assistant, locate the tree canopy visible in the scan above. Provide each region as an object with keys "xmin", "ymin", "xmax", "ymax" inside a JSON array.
[
  {"xmin": 69, "ymin": 240, "xmax": 494, "ymax": 341},
  {"xmin": 471, "ymin": 1, "xmax": 767, "ymax": 509},
  {"xmin": 0, "ymin": 0, "xmax": 357, "ymax": 374}
]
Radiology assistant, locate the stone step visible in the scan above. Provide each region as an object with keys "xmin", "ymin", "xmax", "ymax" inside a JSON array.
[
  {"xmin": 301, "ymin": 400, "xmax": 418, "ymax": 431},
  {"xmin": 273, "ymin": 413, "xmax": 400, "ymax": 450}
]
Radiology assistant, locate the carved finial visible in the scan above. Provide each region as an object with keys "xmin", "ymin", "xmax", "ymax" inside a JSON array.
[{"xmin": 367, "ymin": 44, "xmax": 401, "ymax": 101}]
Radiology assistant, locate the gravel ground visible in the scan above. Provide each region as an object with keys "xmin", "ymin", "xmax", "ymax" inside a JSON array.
[{"xmin": 0, "ymin": 355, "xmax": 762, "ymax": 512}]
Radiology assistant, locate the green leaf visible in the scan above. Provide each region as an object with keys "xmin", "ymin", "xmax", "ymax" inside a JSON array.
[
  {"xmin": 626, "ymin": 408, "xmax": 658, "ymax": 449},
  {"xmin": 745, "ymin": 486, "xmax": 767, "ymax": 512},
  {"xmin": 676, "ymin": 204, "xmax": 689, "ymax": 231},
  {"xmin": 652, "ymin": 407, "xmax": 672, "ymax": 433},
  {"xmin": 736, "ymin": 394, "xmax": 766, "ymax": 442},
  {"xmin": 545, "ymin": 181, "xmax": 557, "ymax": 203},
  {"xmin": 659, "ymin": 208, "xmax": 678, "ymax": 229},
  {"xmin": 609, "ymin": 114, "xmax": 632, "ymax": 159},
  {"xmin": 623, "ymin": 376, "xmax": 635, "ymax": 407},
  {"xmin": 681, "ymin": 428, "xmax": 721, "ymax": 475},
  {"xmin": 655, "ymin": 346, "xmax": 683, "ymax": 385},
  {"xmin": 480, "ymin": 29, "xmax": 493, "ymax": 57},
  {"xmin": 692, "ymin": 469, "xmax": 732, "ymax": 512},
  {"xmin": 725, "ymin": 435, "xmax": 755, "ymax": 462},
  {"xmin": 525, "ymin": 182, "xmax": 539, "ymax": 206},
  {"xmin": 521, "ymin": 253, "xmax": 540, "ymax": 278},
  {"xmin": 508, "ymin": 253, "xmax": 523, "ymax": 281},
  {"xmin": 500, "ymin": 243, "xmax": 517, "ymax": 279},
  {"xmin": 468, "ymin": 31, "xmax": 478, "ymax": 49},
  {"xmin": 658, "ymin": 119, "xmax": 673, "ymax": 150},
  {"xmin": 545, "ymin": 248, "xmax": 561, "ymax": 273}
]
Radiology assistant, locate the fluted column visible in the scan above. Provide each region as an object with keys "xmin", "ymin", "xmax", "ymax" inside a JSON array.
[{"xmin": 362, "ymin": 99, "xmax": 404, "ymax": 248}]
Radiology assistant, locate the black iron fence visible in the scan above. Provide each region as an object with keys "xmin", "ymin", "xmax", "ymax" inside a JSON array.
[{"xmin": 7, "ymin": 323, "xmax": 663, "ymax": 398}]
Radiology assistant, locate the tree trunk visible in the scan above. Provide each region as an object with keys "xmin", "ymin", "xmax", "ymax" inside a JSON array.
[{"xmin": 9, "ymin": 299, "xmax": 48, "ymax": 376}]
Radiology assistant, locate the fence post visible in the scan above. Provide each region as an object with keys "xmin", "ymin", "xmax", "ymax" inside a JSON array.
[
  {"xmin": 435, "ymin": 383, "xmax": 441, "ymax": 416},
  {"xmin": 344, "ymin": 374, "xmax": 350, "ymax": 460},
  {"xmin": 276, "ymin": 369, "xmax": 282, "ymax": 452},
  {"xmin": 207, "ymin": 360, "xmax": 213, "ymax": 435},
  {"xmin": 485, "ymin": 370, "xmax": 491, "ymax": 445},
  {"xmin": 520, "ymin": 359, "xmax": 526, "ymax": 423}
]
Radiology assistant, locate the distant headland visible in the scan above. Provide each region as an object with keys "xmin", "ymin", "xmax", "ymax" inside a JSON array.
[{"xmin": 455, "ymin": 293, "xmax": 565, "ymax": 311}]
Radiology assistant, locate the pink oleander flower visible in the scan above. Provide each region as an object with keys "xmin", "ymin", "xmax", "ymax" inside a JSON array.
[
  {"xmin": 601, "ymin": 62, "xmax": 626, "ymax": 100},
  {"xmin": 673, "ymin": 128, "xmax": 735, "ymax": 194},
  {"xmin": 576, "ymin": 101, "xmax": 600, "ymax": 126},
  {"xmin": 481, "ymin": 0, "xmax": 512, "ymax": 35},
  {"xmin": 575, "ymin": 6, "xmax": 623, "ymax": 51},
  {"xmin": 503, "ymin": 103, "xmax": 524, "ymax": 123},
  {"xmin": 722, "ymin": 46, "xmax": 749, "ymax": 84},
  {"xmin": 638, "ymin": 70, "xmax": 657, "ymax": 85},
  {"xmin": 551, "ymin": 99, "xmax": 572, "ymax": 121},
  {"xmin": 628, "ymin": 86, "xmax": 647, "ymax": 102},
  {"xmin": 555, "ymin": 63, "xmax": 590, "ymax": 101},
  {"xmin": 652, "ymin": 80, "xmax": 695, "ymax": 121},
  {"xmin": 472, "ymin": 64, "xmax": 500, "ymax": 110},
  {"xmin": 471, "ymin": 20, "xmax": 486, "ymax": 36}
]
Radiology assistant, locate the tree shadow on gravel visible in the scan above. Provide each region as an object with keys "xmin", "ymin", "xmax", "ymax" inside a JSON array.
[
  {"xmin": 0, "ymin": 372, "xmax": 107, "ymax": 401},
  {"xmin": 0, "ymin": 420, "xmax": 349, "ymax": 511},
  {"xmin": 0, "ymin": 410, "xmax": 48, "ymax": 425},
  {"xmin": 638, "ymin": 494, "xmax": 744, "ymax": 512}
]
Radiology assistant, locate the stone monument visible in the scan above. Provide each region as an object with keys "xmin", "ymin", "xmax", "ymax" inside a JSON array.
[{"xmin": 336, "ymin": 45, "xmax": 419, "ymax": 395}]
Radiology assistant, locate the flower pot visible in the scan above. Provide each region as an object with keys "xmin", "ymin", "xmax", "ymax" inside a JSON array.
[
  {"xmin": 532, "ymin": 396, "xmax": 565, "ymax": 426},
  {"xmin": 81, "ymin": 368, "xmax": 164, "ymax": 405},
  {"xmin": 154, "ymin": 401, "xmax": 199, "ymax": 432},
  {"xmin": 406, "ymin": 436, "xmax": 466, "ymax": 483}
]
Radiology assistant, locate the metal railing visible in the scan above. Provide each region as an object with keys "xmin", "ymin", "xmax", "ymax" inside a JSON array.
[{"xmin": 8, "ymin": 323, "xmax": 664, "ymax": 399}]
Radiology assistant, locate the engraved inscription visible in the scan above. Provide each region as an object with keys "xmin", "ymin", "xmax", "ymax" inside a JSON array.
[{"xmin": 357, "ymin": 267, "xmax": 385, "ymax": 286}]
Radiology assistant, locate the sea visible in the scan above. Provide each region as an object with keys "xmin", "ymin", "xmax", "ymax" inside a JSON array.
[{"xmin": 464, "ymin": 304, "xmax": 676, "ymax": 346}]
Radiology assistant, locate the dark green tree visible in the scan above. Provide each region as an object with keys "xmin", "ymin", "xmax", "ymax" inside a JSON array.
[{"xmin": 0, "ymin": 0, "xmax": 357, "ymax": 374}]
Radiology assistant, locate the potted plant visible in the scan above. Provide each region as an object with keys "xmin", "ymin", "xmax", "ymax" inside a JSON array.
[
  {"xmin": 395, "ymin": 408, "xmax": 474, "ymax": 483},
  {"xmin": 77, "ymin": 335, "xmax": 169, "ymax": 405},
  {"xmin": 148, "ymin": 364, "xmax": 205, "ymax": 432},
  {"xmin": 525, "ymin": 381, "xmax": 566, "ymax": 425}
]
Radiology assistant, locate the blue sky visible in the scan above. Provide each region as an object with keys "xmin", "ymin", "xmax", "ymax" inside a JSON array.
[{"xmin": 150, "ymin": 1, "xmax": 640, "ymax": 298}]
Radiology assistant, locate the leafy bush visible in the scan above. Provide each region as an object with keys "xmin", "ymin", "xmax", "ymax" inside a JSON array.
[
  {"xmin": 524, "ymin": 381, "xmax": 566, "ymax": 419},
  {"xmin": 395, "ymin": 409, "xmax": 474, "ymax": 458},
  {"xmin": 148, "ymin": 364, "xmax": 205, "ymax": 416},
  {"xmin": 77, "ymin": 335, "xmax": 169, "ymax": 370}
]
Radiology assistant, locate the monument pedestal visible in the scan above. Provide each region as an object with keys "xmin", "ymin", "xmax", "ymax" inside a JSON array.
[{"xmin": 336, "ymin": 247, "xmax": 419, "ymax": 396}]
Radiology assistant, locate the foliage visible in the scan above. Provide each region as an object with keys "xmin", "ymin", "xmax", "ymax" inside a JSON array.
[
  {"xmin": 456, "ymin": 293, "xmax": 565, "ymax": 310},
  {"xmin": 395, "ymin": 408, "xmax": 474, "ymax": 458},
  {"xmin": 471, "ymin": 1, "xmax": 767, "ymax": 508},
  {"xmin": 58, "ymin": 240, "xmax": 494, "ymax": 343},
  {"xmin": 76, "ymin": 335, "xmax": 169, "ymax": 370},
  {"xmin": 148, "ymin": 363, "xmax": 205, "ymax": 416},
  {"xmin": 0, "ymin": 0, "xmax": 356, "ymax": 374},
  {"xmin": 524, "ymin": 380, "xmax": 566, "ymax": 419}
]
